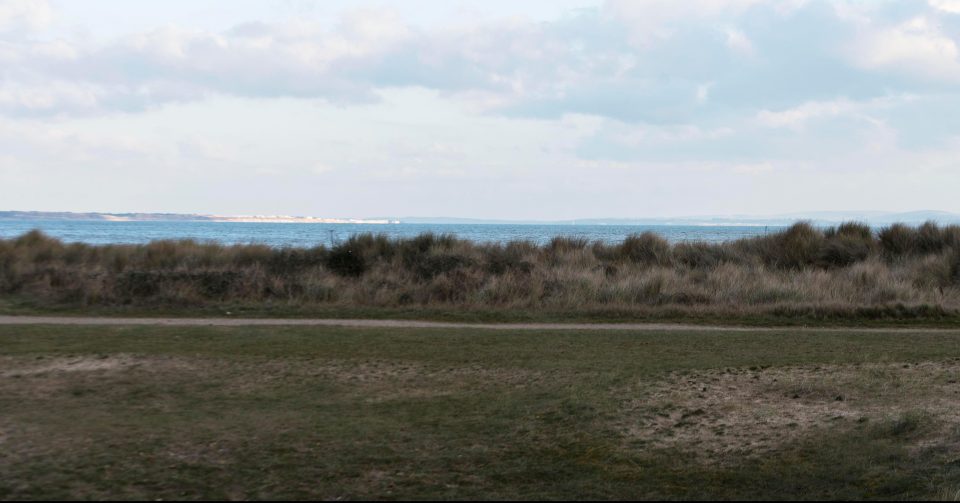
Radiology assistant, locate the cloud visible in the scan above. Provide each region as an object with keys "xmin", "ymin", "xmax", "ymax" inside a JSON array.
[
  {"xmin": 929, "ymin": 0, "xmax": 960, "ymax": 14},
  {"xmin": 0, "ymin": 0, "xmax": 958, "ymax": 128},
  {"xmin": 0, "ymin": 0, "xmax": 52, "ymax": 32},
  {"xmin": 755, "ymin": 98, "xmax": 866, "ymax": 129},
  {"xmin": 605, "ymin": 0, "xmax": 765, "ymax": 43},
  {"xmin": 724, "ymin": 28, "xmax": 755, "ymax": 55},
  {"xmin": 848, "ymin": 15, "xmax": 960, "ymax": 82}
]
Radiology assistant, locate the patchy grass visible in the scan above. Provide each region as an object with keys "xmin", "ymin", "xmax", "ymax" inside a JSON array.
[{"xmin": 2, "ymin": 324, "xmax": 960, "ymax": 499}]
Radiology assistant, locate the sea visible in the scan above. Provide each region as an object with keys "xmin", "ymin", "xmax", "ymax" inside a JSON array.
[{"xmin": 0, "ymin": 220, "xmax": 785, "ymax": 247}]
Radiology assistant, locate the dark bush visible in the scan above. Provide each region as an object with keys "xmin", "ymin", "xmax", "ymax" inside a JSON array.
[
  {"xmin": 268, "ymin": 247, "xmax": 327, "ymax": 274},
  {"xmin": 546, "ymin": 236, "xmax": 590, "ymax": 253},
  {"xmin": 746, "ymin": 222, "xmax": 824, "ymax": 269},
  {"xmin": 325, "ymin": 244, "xmax": 366, "ymax": 277},
  {"xmin": 196, "ymin": 271, "xmax": 240, "ymax": 298},
  {"xmin": 916, "ymin": 221, "xmax": 957, "ymax": 254},
  {"xmin": 399, "ymin": 233, "xmax": 459, "ymax": 268},
  {"xmin": 949, "ymin": 247, "xmax": 960, "ymax": 286},
  {"xmin": 878, "ymin": 224, "xmax": 917, "ymax": 257},
  {"xmin": 818, "ymin": 234, "xmax": 874, "ymax": 268},
  {"xmin": 342, "ymin": 233, "xmax": 396, "ymax": 262},
  {"xmin": 824, "ymin": 221, "xmax": 873, "ymax": 240},
  {"xmin": 617, "ymin": 232, "xmax": 672, "ymax": 266},
  {"xmin": 674, "ymin": 242, "xmax": 732, "ymax": 268},
  {"xmin": 412, "ymin": 253, "xmax": 474, "ymax": 280},
  {"xmin": 484, "ymin": 243, "xmax": 534, "ymax": 275},
  {"xmin": 14, "ymin": 229, "xmax": 55, "ymax": 248},
  {"xmin": 141, "ymin": 240, "xmax": 191, "ymax": 269},
  {"xmin": 117, "ymin": 271, "xmax": 163, "ymax": 297}
]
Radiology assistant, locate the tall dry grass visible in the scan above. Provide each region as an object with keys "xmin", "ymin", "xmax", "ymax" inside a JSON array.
[{"xmin": 2, "ymin": 222, "xmax": 960, "ymax": 319}]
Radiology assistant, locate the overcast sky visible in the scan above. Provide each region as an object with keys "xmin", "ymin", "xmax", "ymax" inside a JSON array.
[{"xmin": 2, "ymin": 0, "xmax": 960, "ymax": 219}]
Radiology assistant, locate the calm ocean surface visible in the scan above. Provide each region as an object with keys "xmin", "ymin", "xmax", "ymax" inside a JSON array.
[{"xmin": 0, "ymin": 221, "xmax": 785, "ymax": 247}]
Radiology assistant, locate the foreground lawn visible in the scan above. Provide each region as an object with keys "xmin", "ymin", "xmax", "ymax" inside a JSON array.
[{"xmin": 2, "ymin": 325, "xmax": 960, "ymax": 500}]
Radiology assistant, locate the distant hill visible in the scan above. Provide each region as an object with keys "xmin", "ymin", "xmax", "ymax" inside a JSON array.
[
  {"xmin": 399, "ymin": 211, "xmax": 960, "ymax": 226},
  {"xmin": 0, "ymin": 211, "xmax": 395, "ymax": 224},
  {"xmin": 3, "ymin": 210, "xmax": 959, "ymax": 226},
  {"xmin": 0, "ymin": 211, "xmax": 213, "ymax": 222}
]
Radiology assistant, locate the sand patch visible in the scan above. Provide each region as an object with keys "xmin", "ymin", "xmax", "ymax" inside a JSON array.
[
  {"xmin": 617, "ymin": 360, "xmax": 960, "ymax": 461},
  {"xmin": 0, "ymin": 354, "xmax": 195, "ymax": 378},
  {"xmin": 1, "ymin": 356, "xmax": 139, "ymax": 377}
]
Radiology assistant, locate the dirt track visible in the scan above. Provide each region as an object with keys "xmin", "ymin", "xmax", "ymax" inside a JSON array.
[{"xmin": 1, "ymin": 315, "xmax": 959, "ymax": 333}]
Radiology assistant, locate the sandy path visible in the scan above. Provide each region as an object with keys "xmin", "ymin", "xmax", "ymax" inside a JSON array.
[{"xmin": 0, "ymin": 315, "xmax": 959, "ymax": 333}]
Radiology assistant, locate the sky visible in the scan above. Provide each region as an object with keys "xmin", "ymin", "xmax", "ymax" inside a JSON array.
[{"xmin": 2, "ymin": 0, "xmax": 960, "ymax": 219}]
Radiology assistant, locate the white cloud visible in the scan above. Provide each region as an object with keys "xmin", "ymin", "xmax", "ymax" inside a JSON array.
[
  {"xmin": 695, "ymin": 82, "xmax": 713, "ymax": 104},
  {"xmin": 849, "ymin": 16, "xmax": 960, "ymax": 81},
  {"xmin": 615, "ymin": 124, "xmax": 733, "ymax": 146},
  {"xmin": 0, "ymin": 81, "xmax": 101, "ymax": 114},
  {"xmin": 755, "ymin": 96, "xmax": 914, "ymax": 130},
  {"xmin": 0, "ymin": 0, "xmax": 942, "ymax": 125},
  {"xmin": 755, "ymin": 99, "xmax": 861, "ymax": 129},
  {"xmin": 929, "ymin": 0, "xmax": 960, "ymax": 14},
  {"xmin": 604, "ymin": 0, "xmax": 766, "ymax": 47},
  {"xmin": 0, "ymin": 0, "xmax": 52, "ymax": 32},
  {"xmin": 724, "ymin": 28, "xmax": 755, "ymax": 55}
]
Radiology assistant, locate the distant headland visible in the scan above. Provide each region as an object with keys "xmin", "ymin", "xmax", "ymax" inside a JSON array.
[
  {"xmin": 0, "ymin": 211, "xmax": 398, "ymax": 224},
  {"xmin": 2, "ymin": 210, "xmax": 960, "ymax": 226}
]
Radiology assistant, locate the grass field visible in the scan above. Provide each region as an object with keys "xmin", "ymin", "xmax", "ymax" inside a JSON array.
[{"xmin": 3, "ymin": 324, "xmax": 960, "ymax": 499}]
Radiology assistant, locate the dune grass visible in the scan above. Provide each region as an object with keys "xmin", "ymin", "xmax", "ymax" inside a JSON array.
[
  {"xmin": 2, "ymin": 222, "xmax": 960, "ymax": 323},
  {"xmin": 2, "ymin": 324, "xmax": 960, "ymax": 499}
]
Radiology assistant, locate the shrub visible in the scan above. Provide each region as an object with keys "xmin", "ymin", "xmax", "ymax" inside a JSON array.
[
  {"xmin": 824, "ymin": 221, "xmax": 873, "ymax": 241},
  {"xmin": 14, "ymin": 229, "xmax": 56, "ymax": 248},
  {"xmin": 267, "ymin": 247, "xmax": 327, "ymax": 274},
  {"xmin": 819, "ymin": 234, "xmax": 874, "ymax": 268},
  {"xmin": 746, "ymin": 222, "xmax": 824, "ymax": 270},
  {"xmin": 325, "ymin": 243, "xmax": 366, "ymax": 277},
  {"xmin": 546, "ymin": 236, "xmax": 590, "ymax": 253},
  {"xmin": 674, "ymin": 242, "xmax": 732, "ymax": 268},
  {"xmin": 399, "ymin": 233, "xmax": 458, "ymax": 267},
  {"xmin": 484, "ymin": 242, "xmax": 535, "ymax": 275},
  {"xmin": 948, "ymin": 247, "xmax": 960, "ymax": 286},
  {"xmin": 341, "ymin": 233, "xmax": 396, "ymax": 262},
  {"xmin": 878, "ymin": 224, "xmax": 917, "ymax": 257},
  {"xmin": 412, "ymin": 253, "xmax": 475, "ymax": 280},
  {"xmin": 617, "ymin": 232, "xmax": 672, "ymax": 266},
  {"xmin": 117, "ymin": 271, "xmax": 163, "ymax": 298}
]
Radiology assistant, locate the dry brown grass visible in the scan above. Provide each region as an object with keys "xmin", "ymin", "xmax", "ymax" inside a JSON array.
[
  {"xmin": 617, "ymin": 360, "xmax": 960, "ymax": 462},
  {"xmin": 2, "ymin": 223, "xmax": 960, "ymax": 320}
]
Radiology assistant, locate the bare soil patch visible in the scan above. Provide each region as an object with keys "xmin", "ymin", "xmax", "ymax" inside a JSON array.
[
  {"xmin": 0, "ymin": 354, "xmax": 194, "ymax": 378},
  {"xmin": 618, "ymin": 360, "xmax": 960, "ymax": 461}
]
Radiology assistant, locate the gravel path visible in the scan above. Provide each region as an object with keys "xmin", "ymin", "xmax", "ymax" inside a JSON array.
[{"xmin": 0, "ymin": 315, "xmax": 959, "ymax": 333}]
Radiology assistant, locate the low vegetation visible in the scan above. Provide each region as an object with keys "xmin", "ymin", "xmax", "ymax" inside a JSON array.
[
  {"xmin": 3, "ymin": 222, "xmax": 960, "ymax": 322},
  {"xmin": 2, "ymin": 324, "xmax": 960, "ymax": 499}
]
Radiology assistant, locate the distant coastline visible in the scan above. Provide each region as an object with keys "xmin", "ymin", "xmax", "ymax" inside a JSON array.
[
  {"xmin": 3, "ymin": 210, "xmax": 960, "ymax": 226},
  {"xmin": 0, "ymin": 211, "xmax": 398, "ymax": 225}
]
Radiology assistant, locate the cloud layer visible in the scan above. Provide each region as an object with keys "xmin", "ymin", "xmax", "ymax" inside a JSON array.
[
  {"xmin": 3, "ymin": 0, "xmax": 960, "ymax": 217},
  {"xmin": 2, "ymin": 1, "xmax": 958, "ymax": 119}
]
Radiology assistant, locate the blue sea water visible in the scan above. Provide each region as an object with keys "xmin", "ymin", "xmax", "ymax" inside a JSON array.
[{"xmin": 0, "ymin": 220, "xmax": 785, "ymax": 247}]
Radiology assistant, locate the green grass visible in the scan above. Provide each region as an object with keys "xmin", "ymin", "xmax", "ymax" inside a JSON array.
[
  {"xmin": 3, "ymin": 325, "xmax": 960, "ymax": 499},
  {"xmin": 5, "ymin": 296, "xmax": 960, "ymax": 328}
]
